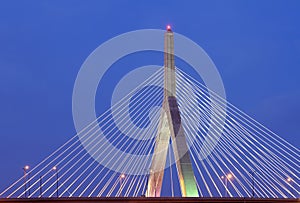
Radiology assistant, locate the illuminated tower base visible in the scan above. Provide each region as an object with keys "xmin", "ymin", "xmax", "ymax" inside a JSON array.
[{"xmin": 146, "ymin": 26, "xmax": 199, "ymax": 197}]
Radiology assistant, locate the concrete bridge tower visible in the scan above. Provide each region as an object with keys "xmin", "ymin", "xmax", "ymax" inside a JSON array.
[{"xmin": 146, "ymin": 26, "xmax": 199, "ymax": 197}]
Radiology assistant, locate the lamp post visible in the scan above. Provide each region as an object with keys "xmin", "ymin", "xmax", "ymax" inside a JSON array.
[
  {"xmin": 249, "ymin": 171, "xmax": 256, "ymax": 198},
  {"xmin": 286, "ymin": 177, "xmax": 294, "ymax": 197},
  {"xmin": 52, "ymin": 166, "xmax": 59, "ymax": 198},
  {"xmin": 22, "ymin": 165, "xmax": 29, "ymax": 198},
  {"xmin": 119, "ymin": 174, "xmax": 125, "ymax": 197},
  {"xmin": 39, "ymin": 175, "xmax": 43, "ymax": 198},
  {"xmin": 222, "ymin": 173, "xmax": 233, "ymax": 197}
]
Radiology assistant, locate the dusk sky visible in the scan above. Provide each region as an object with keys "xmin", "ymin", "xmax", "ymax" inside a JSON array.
[{"xmin": 0, "ymin": 0, "xmax": 299, "ymax": 192}]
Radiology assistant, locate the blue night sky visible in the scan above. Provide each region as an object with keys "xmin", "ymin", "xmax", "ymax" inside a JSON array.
[{"xmin": 0, "ymin": 0, "xmax": 299, "ymax": 192}]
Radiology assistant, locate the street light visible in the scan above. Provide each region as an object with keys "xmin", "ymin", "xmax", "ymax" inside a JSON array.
[
  {"xmin": 22, "ymin": 165, "xmax": 30, "ymax": 198},
  {"xmin": 221, "ymin": 173, "xmax": 233, "ymax": 197},
  {"xmin": 119, "ymin": 174, "xmax": 125, "ymax": 197},
  {"xmin": 226, "ymin": 173, "xmax": 233, "ymax": 197},
  {"xmin": 286, "ymin": 177, "xmax": 295, "ymax": 197},
  {"xmin": 52, "ymin": 166, "xmax": 59, "ymax": 198},
  {"xmin": 39, "ymin": 175, "xmax": 43, "ymax": 198},
  {"xmin": 249, "ymin": 171, "xmax": 256, "ymax": 198}
]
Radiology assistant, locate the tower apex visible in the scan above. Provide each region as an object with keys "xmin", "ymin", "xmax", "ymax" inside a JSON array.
[{"xmin": 166, "ymin": 25, "xmax": 172, "ymax": 31}]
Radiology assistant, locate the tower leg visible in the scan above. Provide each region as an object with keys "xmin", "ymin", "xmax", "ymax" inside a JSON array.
[
  {"xmin": 166, "ymin": 96, "xmax": 199, "ymax": 197},
  {"xmin": 146, "ymin": 109, "xmax": 170, "ymax": 197}
]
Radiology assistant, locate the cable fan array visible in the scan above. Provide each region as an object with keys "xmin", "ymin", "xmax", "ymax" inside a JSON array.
[
  {"xmin": 176, "ymin": 69, "xmax": 299, "ymax": 198},
  {"xmin": 0, "ymin": 67, "xmax": 299, "ymax": 198}
]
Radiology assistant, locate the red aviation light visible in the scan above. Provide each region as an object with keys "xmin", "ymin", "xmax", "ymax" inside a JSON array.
[{"xmin": 166, "ymin": 25, "xmax": 172, "ymax": 31}]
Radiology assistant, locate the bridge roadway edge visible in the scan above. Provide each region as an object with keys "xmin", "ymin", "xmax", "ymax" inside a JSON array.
[{"xmin": 0, "ymin": 197, "xmax": 299, "ymax": 203}]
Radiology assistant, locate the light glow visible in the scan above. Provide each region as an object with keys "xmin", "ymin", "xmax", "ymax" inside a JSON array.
[{"xmin": 227, "ymin": 173, "xmax": 233, "ymax": 179}]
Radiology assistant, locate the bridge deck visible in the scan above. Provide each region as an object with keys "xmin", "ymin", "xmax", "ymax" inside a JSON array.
[{"xmin": 0, "ymin": 197, "xmax": 298, "ymax": 203}]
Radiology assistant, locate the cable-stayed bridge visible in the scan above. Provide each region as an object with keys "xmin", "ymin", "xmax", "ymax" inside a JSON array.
[{"xmin": 0, "ymin": 27, "xmax": 299, "ymax": 203}]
